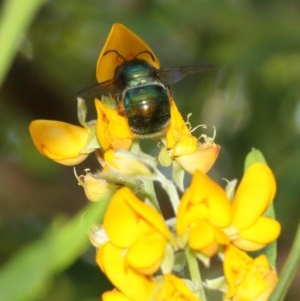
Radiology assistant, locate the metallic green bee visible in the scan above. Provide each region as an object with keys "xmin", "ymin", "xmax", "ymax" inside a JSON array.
[{"xmin": 78, "ymin": 50, "xmax": 213, "ymax": 138}]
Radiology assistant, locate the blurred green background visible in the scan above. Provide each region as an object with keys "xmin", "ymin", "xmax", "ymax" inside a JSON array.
[{"xmin": 0, "ymin": 0, "xmax": 299, "ymax": 300}]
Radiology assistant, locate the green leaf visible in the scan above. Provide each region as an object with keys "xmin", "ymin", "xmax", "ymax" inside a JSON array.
[
  {"xmin": 244, "ymin": 148, "xmax": 266, "ymax": 173},
  {"xmin": 269, "ymin": 222, "xmax": 300, "ymax": 301},
  {"xmin": 0, "ymin": 199, "xmax": 108, "ymax": 301},
  {"xmin": 0, "ymin": 0, "xmax": 46, "ymax": 86}
]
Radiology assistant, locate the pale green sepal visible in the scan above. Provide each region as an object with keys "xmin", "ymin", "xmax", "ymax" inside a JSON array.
[
  {"xmin": 83, "ymin": 131, "xmax": 100, "ymax": 152},
  {"xmin": 80, "ymin": 121, "xmax": 100, "ymax": 153},
  {"xmin": 204, "ymin": 276, "xmax": 227, "ymax": 293},
  {"xmin": 195, "ymin": 252, "xmax": 210, "ymax": 268},
  {"xmin": 158, "ymin": 146, "xmax": 172, "ymax": 167},
  {"xmin": 77, "ymin": 97, "xmax": 88, "ymax": 127}
]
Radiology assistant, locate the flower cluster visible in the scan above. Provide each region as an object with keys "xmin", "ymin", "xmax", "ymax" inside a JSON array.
[{"xmin": 29, "ymin": 23, "xmax": 281, "ymax": 301}]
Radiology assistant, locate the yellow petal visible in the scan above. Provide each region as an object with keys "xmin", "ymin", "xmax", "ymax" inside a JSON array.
[
  {"xmin": 232, "ymin": 163, "xmax": 276, "ymax": 230},
  {"xmin": 176, "ymin": 170, "xmax": 231, "ymax": 236},
  {"xmin": 156, "ymin": 274, "xmax": 200, "ymax": 301},
  {"xmin": 189, "ymin": 221, "xmax": 229, "ymax": 257},
  {"xmin": 29, "ymin": 120, "xmax": 89, "ymax": 165},
  {"xmin": 189, "ymin": 221, "xmax": 216, "ymax": 250},
  {"xmin": 224, "ymin": 244, "xmax": 250, "ymax": 296},
  {"xmin": 95, "ymin": 99, "xmax": 133, "ymax": 151},
  {"xmin": 232, "ymin": 238, "xmax": 266, "ymax": 251},
  {"xmin": 166, "ymin": 98, "xmax": 197, "ymax": 156},
  {"xmin": 78, "ymin": 171, "xmax": 117, "ymax": 202},
  {"xmin": 97, "ymin": 243, "xmax": 155, "ymax": 301},
  {"xmin": 224, "ymin": 245, "xmax": 278, "ymax": 301},
  {"xmin": 236, "ymin": 217, "xmax": 281, "ymax": 251},
  {"xmin": 96, "ymin": 23, "xmax": 159, "ymax": 83},
  {"xmin": 104, "ymin": 187, "xmax": 171, "ymax": 248},
  {"xmin": 176, "ymin": 185, "xmax": 193, "ymax": 236},
  {"xmin": 102, "ymin": 290, "xmax": 132, "ymax": 301},
  {"xmin": 175, "ymin": 143, "xmax": 220, "ymax": 174},
  {"xmin": 103, "ymin": 149, "xmax": 152, "ymax": 177},
  {"xmin": 121, "ymin": 188, "xmax": 171, "ymax": 240},
  {"xmin": 127, "ymin": 232, "xmax": 167, "ymax": 275},
  {"xmin": 104, "ymin": 188, "xmax": 152, "ymax": 247}
]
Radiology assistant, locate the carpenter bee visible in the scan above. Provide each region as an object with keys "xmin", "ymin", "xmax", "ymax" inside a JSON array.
[{"xmin": 78, "ymin": 49, "xmax": 213, "ymax": 138}]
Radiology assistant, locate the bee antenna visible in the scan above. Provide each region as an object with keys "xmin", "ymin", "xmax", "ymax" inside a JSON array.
[
  {"xmin": 103, "ymin": 49, "xmax": 126, "ymax": 61},
  {"xmin": 135, "ymin": 50, "xmax": 155, "ymax": 62}
]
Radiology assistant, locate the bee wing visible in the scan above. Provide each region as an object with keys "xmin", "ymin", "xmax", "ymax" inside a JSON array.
[
  {"xmin": 158, "ymin": 65, "xmax": 215, "ymax": 84},
  {"xmin": 76, "ymin": 79, "xmax": 123, "ymax": 100}
]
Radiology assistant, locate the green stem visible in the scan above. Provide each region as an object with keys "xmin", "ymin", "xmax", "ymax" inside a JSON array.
[
  {"xmin": 269, "ymin": 222, "xmax": 300, "ymax": 301},
  {"xmin": 185, "ymin": 248, "xmax": 207, "ymax": 301}
]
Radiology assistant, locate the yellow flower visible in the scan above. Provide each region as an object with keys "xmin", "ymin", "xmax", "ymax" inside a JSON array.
[
  {"xmin": 96, "ymin": 187, "xmax": 178, "ymax": 301},
  {"xmin": 101, "ymin": 274, "xmax": 201, "ymax": 301},
  {"xmin": 176, "ymin": 170, "xmax": 231, "ymax": 257},
  {"xmin": 229, "ymin": 162, "xmax": 281, "ymax": 251},
  {"xmin": 96, "ymin": 23, "xmax": 160, "ymax": 83},
  {"xmin": 102, "ymin": 290, "xmax": 132, "ymax": 301},
  {"xmin": 102, "ymin": 149, "xmax": 153, "ymax": 178},
  {"xmin": 95, "ymin": 99, "xmax": 134, "ymax": 151},
  {"xmin": 102, "ymin": 187, "xmax": 173, "ymax": 275},
  {"xmin": 224, "ymin": 244, "xmax": 278, "ymax": 301},
  {"xmin": 77, "ymin": 170, "xmax": 117, "ymax": 202},
  {"xmin": 102, "ymin": 290, "xmax": 138, "ymax": 301},
  {"xmin": 176, "ymin": 162, "xmax": 281, "ymax": 256},
  {"xmin": 155, "ymin": 274, "xmax": 201, "ymax": 301},
  {"xmin": 165, "ymin": 98, "xmax": 219, "ymax": 174},
  {"xmin": 97, "ymin": 242, "xmax": 156, "ymax": 301},
  {"xmin": 29, "ymin": 120, "xmax": 94, "ymax": 165}
]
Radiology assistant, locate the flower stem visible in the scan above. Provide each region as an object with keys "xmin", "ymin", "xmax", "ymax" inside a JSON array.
[
  {"xmin": 269, "ymin": 222, "xmax": 300, "ymax": 301},
  {"xmin": 185, "ymin": 248, "xmax": 207, "ymax": 301}
]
